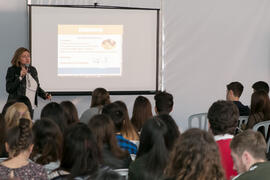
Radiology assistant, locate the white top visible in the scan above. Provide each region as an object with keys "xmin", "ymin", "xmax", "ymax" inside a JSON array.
[
  {"xmin": 44, "ymin": 161, "xmax": 60, "ymax": 174},
  {"xmin": 25, "ymin": 73, "xmax": 38, "ymax": 109},
  {"xmin": 214, "ymin": 134, "xmax": 234, "ymax": 141}
]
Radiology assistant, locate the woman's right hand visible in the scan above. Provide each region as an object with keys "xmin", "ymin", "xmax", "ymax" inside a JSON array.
[{"xmin": 20, "ymin": 66, "xmax": 28, "ymax": 78}]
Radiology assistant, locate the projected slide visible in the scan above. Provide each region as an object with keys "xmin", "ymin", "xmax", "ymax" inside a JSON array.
[{"xmin": 58, "ymin": 25, "xmax": 123, "ymax": 76}]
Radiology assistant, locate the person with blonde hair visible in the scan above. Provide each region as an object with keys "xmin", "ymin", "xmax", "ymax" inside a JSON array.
[
  {"xmin": 1, "ymin": 102, "xmax": 32, "ymax": 157},
  {"xmin": 4, "ymin": 102, "xmax": 31, "ymax": 129}
]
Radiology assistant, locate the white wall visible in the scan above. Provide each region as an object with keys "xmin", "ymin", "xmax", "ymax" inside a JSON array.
[
  {"xmin": 1, "ymin": 0, "xmax": 269, "ymax": 132},
  {"xmin": 0, "ymin": 0, "xmax": 28, "ymax": 110},
  {"xmin": 163, "ymin": 0, "xmax": 270, "ymax": 130}
]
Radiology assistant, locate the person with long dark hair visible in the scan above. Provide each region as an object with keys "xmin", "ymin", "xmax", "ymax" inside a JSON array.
[
  {"xmin": 41, "ymin": 102, "xmax": 68, "ymax": 133},
  {"xmin": 88, "ymin": 114, "xmax": 131, "ymax": 169},
  {"xmin": 31, "ymin": 119, "xmax": 63, "ymax": 173},
  {"xmin": 48, "ymin": 123, "xmax": 100, "ymax": 180},
  {"xmin": 102, "ymin": 103, "xmax": 137, "ymax": 155},
  {"xmin": 128, "ymin": 117, "xmax": 169, "ymax": 180},
  {"xmin": 114, "ymin": 101, "xmax": 139, "ymax": 143},
  {"xmin": 131, "ymin": 96, "xmax": 153, "ymax": 133},
  {"xmin": 158, "ymin": 114, "xmax": 180, "ymax": 152},
  {"xmin": 5, "ymin": 47, "xmax": 51, "ymax": 109},
  {"xmin": 80, "ymin": 87, "xmax": 111, "ymax": 124},
  {"xmin": 245, "ymin": 90, "xmax": 270, "ymax": 129},
  {"xmin": 0, "ymin": 118, "xmax": 48, "ymax": 179},
  {"xmin": 252, "ymin": 81, "xmax": 269, "ymax": 94},
  {"xmin": 60, "ymin": 101, "xmax": 79, "ymax": 125},
  {"xmin": 165, "ymin": 128, "xmax": 225, "ymax": 180}
]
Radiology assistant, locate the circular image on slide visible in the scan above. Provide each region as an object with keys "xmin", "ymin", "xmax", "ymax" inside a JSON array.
[{"xmin": 101, "ymin": 39, "xmax": 116, "ymax": 50}]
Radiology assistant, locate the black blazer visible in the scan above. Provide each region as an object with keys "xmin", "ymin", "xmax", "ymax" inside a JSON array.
[{"xmin": 6, "ymin": 65, "xmax": 47, "ymax": 106}]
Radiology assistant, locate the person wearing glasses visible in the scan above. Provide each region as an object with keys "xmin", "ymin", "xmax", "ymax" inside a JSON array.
[{"xmin": 5, "ymin": 47, "xmax": 51, "ymax": 111}]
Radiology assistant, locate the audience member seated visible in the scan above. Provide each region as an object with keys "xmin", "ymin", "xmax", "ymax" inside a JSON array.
[
  {"xmin": 0, "ymin": 113, "xmax": 5, "ymax": 158},
  {"xmin": 131, "ymin": 96, "xmax": 153, "ymax": 133},
  {"xmin": 252, "ymin": 81, "xmax": 269, "ymax": 94},
  {"xmin": 95, "ymin": 168, "xmax": 123, "ymax": 180},
  {"xmin": 245, "ymin": 90, "xmax": 270, "ymax": 130},
  {"xmin": 41, "ymin": 102, "xmax": 68, "ymax": 133},
  {"xmin": 31, "ymin": 119, "xmax": 63, "ymax": 174},
  {"xmin": 88, "ymin": 114, "xmax": 131, "ymax": 169},
  {"xmin": 1, "ymin": 102, "xmax": 32, "ymax": 158},
  {"xmin": 115, "ymin": 101, "xmax": 139, "ymax": 144},
  {"xmin": 2, "ymin": 95, "xmax": 33, "ymax": 118},
  {"xmin": 48, "ymin": 123, "xmax": 100, "ymax": 180},
  {"xmin": 154, "ymin": 91, "xmax": 174, "ymax": 115},
  {"xmin": 128, "ymin": 117, "xmax": 169, "ymax": 180},
  {"xmin": 60, "ymin": 101, "xmax": 79, "ymax": 125},
  {"xmin": 4, "ymin": 102, "xmax": 32, "ymax": 128},
  {"xmin": 230, "ymin": 130, "xmax": 270, "ymax": 180},
  {"xmin": 102, "ymin": 103, "xmax": 137, "ymax": 155},
  {"xmin": 226, "ymin": 82, "xmax": 250, "ymax": 116},
  {"xmin": 1, "ymin": 100, "xmax": 16, "ymax": 117},
  {"xmin": 158, "ymin": 114, "xmax": 180, "ymax": 152},
  {"xmin": 80, "ymin": 87, "xmax": 111, "ymax": 124},
  {"xmin": 0, "ymin": 118, "xmax": 48, "ymax": 179},
  {"xmin": 208, "ymin": 100, "xmax": 238, "ymax": 180},
  {"xmin": 165, "ymin": 128, "xmax": 225, "ymax": 180}
]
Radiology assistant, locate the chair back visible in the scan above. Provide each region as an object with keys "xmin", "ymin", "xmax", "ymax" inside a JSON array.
[
  {"xmin": 267, "ymin": 138, "xmax": 270, "ymax": 153},
  {"xmin": 114, "ymin": 169, "xmax": 128, "ymax": 180},
  {"xmin": 188, "ymin": 113, "xmax": 208, "ymax": 130},
  {"xmin": 238, "ymin": 116, "xmax": 248, "ymax": 128},
  {"xmin": 0, "ymin": 158, "xmax": 7, "ymax": 163},
  {"xmin": 252, "ymin": 120, "xmax": 270, "ymax": 140},
  {"xmin": 235, "ymin": 116, "xmax": 249, "ymax": 134}
]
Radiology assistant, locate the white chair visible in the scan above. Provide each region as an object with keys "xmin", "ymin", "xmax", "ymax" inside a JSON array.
[
  {"xmin": 188, "ymin": 113, "xmax": 208, "ymax": 131},
  {"xmin": 0, "ymin": 158, "xmax": 7, "ymax": 163},
  {"xmin": 267, "ymin": 138, "xmax": 270, "ymax": 153},
  {"xmin": 238, "ymin": 116, "xmax": 248, "ymax": 128},
  {"xmin": 252, "ymin": 120, "xmax": 270, "ymax": 139},
  {"xmin": 114, "ymin": 168, "xmax": 129, "ymax": 180},
  {"xmin": 235, "ymin": 116, "xmax": 249, "ymax": 133}
]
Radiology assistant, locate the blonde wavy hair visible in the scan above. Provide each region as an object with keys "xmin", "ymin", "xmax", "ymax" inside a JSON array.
[
  {"xmin": 11, "ymin": 47, "xmax": 30, "ymax": 67},
  {"xmin": 4, "ymin": 102, "xmax": 32, "ymax": 129}
]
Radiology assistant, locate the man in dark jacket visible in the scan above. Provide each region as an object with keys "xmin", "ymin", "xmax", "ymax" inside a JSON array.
[
  {"xmin": 230, "ymin": 130, "xmax": 270, "ymax": 180},
  {"xmin": 226, "ymin": 82, "xmax": 250, "ymax": 116}
]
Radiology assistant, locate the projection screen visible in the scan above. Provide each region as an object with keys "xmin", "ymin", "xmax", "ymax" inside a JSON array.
[{"xmin": 30, "ymin": 6, "xmax": 159, "ymax": 94}]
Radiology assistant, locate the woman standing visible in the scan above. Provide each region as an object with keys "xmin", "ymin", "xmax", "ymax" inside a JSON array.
[{"xmin": 6, "ymin": 47, "xmax": 51, "ymax": 109}]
